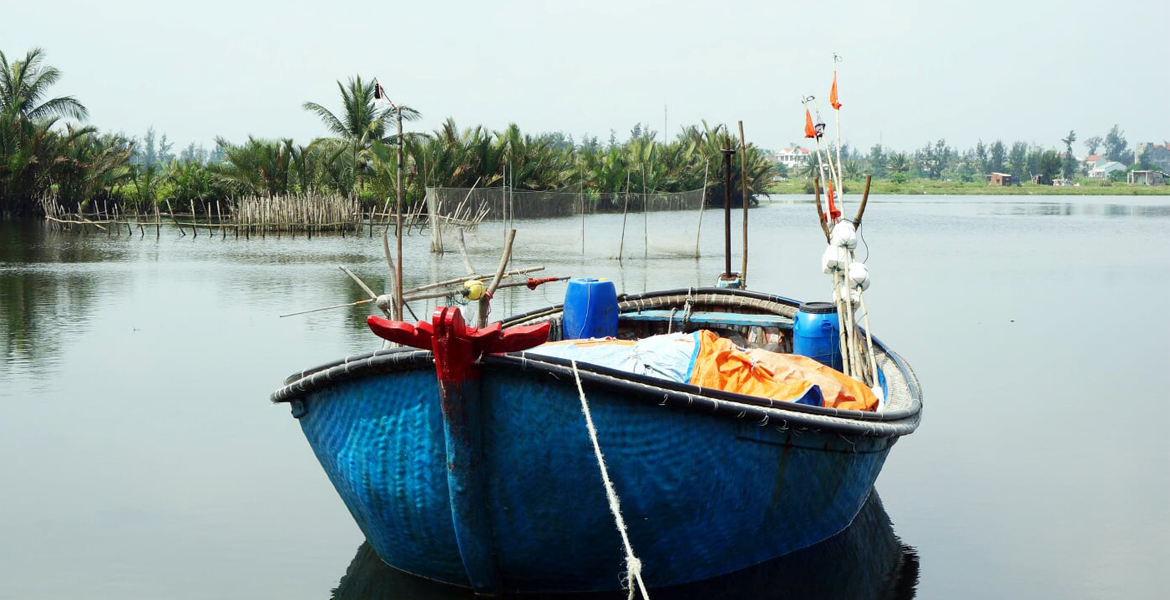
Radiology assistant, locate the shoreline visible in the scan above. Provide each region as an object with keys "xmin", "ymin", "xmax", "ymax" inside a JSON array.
[{"xmin": 766, "ymin": 179, "xmax": 1170, "ymax": 196}]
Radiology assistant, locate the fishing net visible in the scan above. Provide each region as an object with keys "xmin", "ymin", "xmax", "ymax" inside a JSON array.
[
  {"xmin": 425, "ymin": 186, "xmax": 710, "ymax": 255},
  {"xmin": 425, "ymin": 186, "xmax": 708, "ymax": 221}
]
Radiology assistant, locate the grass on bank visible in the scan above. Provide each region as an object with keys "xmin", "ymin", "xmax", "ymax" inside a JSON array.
[{"xmin": 766, "ymin": 178, "xmax": 1170, "ymax": 196}]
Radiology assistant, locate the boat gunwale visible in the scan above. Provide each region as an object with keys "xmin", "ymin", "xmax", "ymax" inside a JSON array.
[
  {"xmin": 271, "ymin": 287, "xmax": 921, "ymax": 438},
  {"xmin": 271, "ymin": 353, "xmax": 920, "ymax": 439}
]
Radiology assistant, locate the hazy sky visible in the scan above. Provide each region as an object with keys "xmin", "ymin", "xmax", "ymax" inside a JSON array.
[{"xmin": 3, "ymin": 0, "xmax": 1167, "ymax": 154}]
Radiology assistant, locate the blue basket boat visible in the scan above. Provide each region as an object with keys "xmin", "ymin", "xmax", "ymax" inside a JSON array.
[{"xmin": 272, "ymin": 287, "xmax": 923, "ymax": 595}]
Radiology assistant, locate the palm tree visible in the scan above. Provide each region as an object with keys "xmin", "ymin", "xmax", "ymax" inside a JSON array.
[
  {"xmin": 797, "ymin": 153, "xmax": 820, "ymax": 181},
  {"xmin": 1, "ymin": 48, "xmax": 95, "ymax": 215},
  {"xmin": 1060, "ymin": 130, "xmax": 1077, "ymax": 180},
  {"xmin": 212, "ymin": 136, "xmax": 295, "ymax": 197},
  {"xmin": 886, "ymin": 152, "xmax": 911, "ymax": 183},
  {"xmin": 302, "ymin": 76, "xmax": 420, "ymax": 193},
  {"xmin": 0, "ymin": 48, "xmax": 88, "ymax": 123}
]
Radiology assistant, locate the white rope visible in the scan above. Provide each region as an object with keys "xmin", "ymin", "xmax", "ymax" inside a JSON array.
[{"xmin": 571, "ymin": 360, "xmax": 651, "ymax": 600}]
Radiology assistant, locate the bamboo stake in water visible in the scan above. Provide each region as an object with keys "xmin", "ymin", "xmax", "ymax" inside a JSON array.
[
  {"xmin": 502, "ymin": 163, "xmax": 507, "ymax": 239},
  {"xmin": 580, "ymin": 162, "xmax": 586, "ymax": 255},
  {"xmin": 479, "ymin": 229, "xmax": 517, "ymax": 328},
  {"xmin": 738, "ymin": 121, "xmax": 749, "ymax": 286},
  {"xmin": 695, "ymin": 158, "xmax": 709, "ymax": 258},
  {"xmin": 381, "ymin": 232, "xmax": 401, "ymax": 322},
  {"xmin": 618, "ymin": 172, "xmax": 631, "ymax": 262},
  {"xmin": 642, "ymin": 161, "xmax": 648, "ymax": 259},
  {"xmin": 455, "ymin": 228, "xmax": 477, "ymax": 276},
  {"xmin": 395, "ymin": 106, "xmax": 404, "ymax": 323}
]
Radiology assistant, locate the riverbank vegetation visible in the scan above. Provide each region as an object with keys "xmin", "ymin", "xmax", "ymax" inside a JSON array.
[
  {"xmin": 0, "ymin": 48, "xmax": 771, "ymax": 218},
  {"xmin": 769, "ymin": 128, "xmax": 1167, "ymax": 195},
  {"xmin": 766, "ymin": 178, "xmax": 1170, "ymax": 196},
  {"xmin": 3, "ymin": 47, "xmax": 1165, "ymax": 219}
]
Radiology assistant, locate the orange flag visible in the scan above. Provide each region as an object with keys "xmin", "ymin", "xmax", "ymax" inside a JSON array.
[
  {"xmin": 804, "ymin": 108, "xmax": 817, "ymax": 139},
  {"xmin": 827, "ymin": 180, "xmax": 841, "ymax": 220},
  {"xmin": 830, "ymin": 72, "xmax": 842, "ymax": 110}
]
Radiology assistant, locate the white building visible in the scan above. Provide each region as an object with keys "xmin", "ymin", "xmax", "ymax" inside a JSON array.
[
  {"xmin": 775, "ymin": 147, "xmax": 811, "ymax": 169},
  {"xmin": 1089, "ymin": 161, "xmax": 1126, "ymax": 179}
]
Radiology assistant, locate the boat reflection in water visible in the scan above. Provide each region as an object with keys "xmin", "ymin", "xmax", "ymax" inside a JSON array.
[{"xmin": 328, "ymin": 492, "xmax": 918, "ymax": 600}]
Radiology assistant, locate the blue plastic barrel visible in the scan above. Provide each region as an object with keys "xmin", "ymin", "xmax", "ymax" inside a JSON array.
[
  {"xmin": 793, "ymin": 301, "xmax": 843, "ymax": 371},
  {"xmin": 563, "ymin": 278, "xmax": 618, "ymax": 339}
]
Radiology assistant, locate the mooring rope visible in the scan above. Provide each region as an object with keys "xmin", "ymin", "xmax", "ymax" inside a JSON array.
[{"xmin": 570, "ymin": 360, "xmax": 651, "ymax": 600}]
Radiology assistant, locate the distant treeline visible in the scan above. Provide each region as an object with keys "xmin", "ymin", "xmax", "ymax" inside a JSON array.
[
  {"xmin": 3, "ymin": 47, "xmax": 1158, "ymax": 218},
  {"xmin": 777, "ymin": 125, "xmax": 1152, "ymax": 186},
  {"xmin": 1, "ymin": 48, "xmax": 773, "ymax": 217}
]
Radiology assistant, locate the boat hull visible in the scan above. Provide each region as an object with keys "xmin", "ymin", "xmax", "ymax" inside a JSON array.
[{"xmin": 294, "ymin": 359, "xmax": 900, "ymax": 593}]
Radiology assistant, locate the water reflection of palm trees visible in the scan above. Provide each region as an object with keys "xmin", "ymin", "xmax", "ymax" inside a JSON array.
[
  {"xmin": 0, "ymin": 220, "xmax": 117, "ymax": 377},
  {"xmin": 329, "ymin": 493, "xmax": 917, "ymax": 600}
]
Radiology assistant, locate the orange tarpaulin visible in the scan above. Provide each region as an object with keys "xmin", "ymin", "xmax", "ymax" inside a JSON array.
[
  {"xmin": 532, "ymin": 331, "xmax": 878, "ymax": 411},
  {"xmin": 689, "ymin": 331, "xmax": 877, "ymax": 411}
]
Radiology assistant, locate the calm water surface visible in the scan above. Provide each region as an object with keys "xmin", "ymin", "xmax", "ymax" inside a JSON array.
[{"xmin": 1, "ymin": 195, "xmax": 1168, "ymax": 599}]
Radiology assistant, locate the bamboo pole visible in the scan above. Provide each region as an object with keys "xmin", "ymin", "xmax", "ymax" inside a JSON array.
[
  {"xmin": 402, "ymin": 266, "xmax": 544, "ymax": 297},
  {"xmin": 695, "ymin": 158, "xmax": 708, "ymax": 258},
  {"xmin": 281, "ymin": 298, "xmax": 376, "ymax": 318},
  {"xmin": 339, "ymin": 264, "xmax": 391, "ymax": 319},
  {"xmin": 641, "ymin": 161, "xmax": 648, "ymax": 259},
  {"xmin": 395, "ymin": 106, "xmax": 404, "ymax": 322},
  {"xmin": 832, "ymin": 55, "xmax": 845, "ymax": 216},
  {"xmin": 455, "ymin": 228, "xmax": 477, "ymax": 276},
  {"xmin": 405, "ymin": 277, "xmax": 566, "ymax": 302},
  {"xmin": 805, "ymin": 98, "xmax": 853, "ymax": 374},
  {"xmin": 580, "ymin": 163, "xmax": 586, "ymax": 255},
  {"xmin": 812, "ymin": 97, "xmax": 844, "ymax": 216},
  {"xmin": 738, "ymin": 120, "xmax": 749, "ymax": 286},
  {"xmin": 165, "ymin": 199, "xmax": 184, "ymax": 236},
  {"xmin": 721, "ymin": 136, "xmax": 734, "ymax": 278},
  {"xmin": 852, "ymin": 175, "xmax": 872, "ymax": 228},
  {"xmin": 381, "ymin": 232, "xmax": 401, "ymax": 322},
  {"xmin": 618, "ymin": 172, "xmax": 631, "ymax": 262},
  {"xmin": 479, "ymin": 229, "xmax": 517, "ymax": 328},
  {"xmin": 813, "ymin": 178, "xmax": 830, "ymax": 242}
]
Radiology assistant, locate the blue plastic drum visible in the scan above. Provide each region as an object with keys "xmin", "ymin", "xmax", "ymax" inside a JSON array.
[
  {"xmin": 562, "ymin": 278, "xmax": 618, "ymax": 339},
  {"xmin": 793, "ymin": 301, "xmax": 843, "ymax": 371}
]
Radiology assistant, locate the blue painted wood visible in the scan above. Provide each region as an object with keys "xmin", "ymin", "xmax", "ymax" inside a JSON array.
[
  {"xmin": 296, "ymin": 370, "xmax": 469, "ymax": 586},
  {"xmin": 295, "ymin": 364, "xmax": 898, "ymax": 593},
  {"xmin": 437, "ymin": 377, "xmax": 502, "ymax": 593},
  {"xmin": 619, "ymin": 310, "xmax": 792, "ymax": 328}
]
